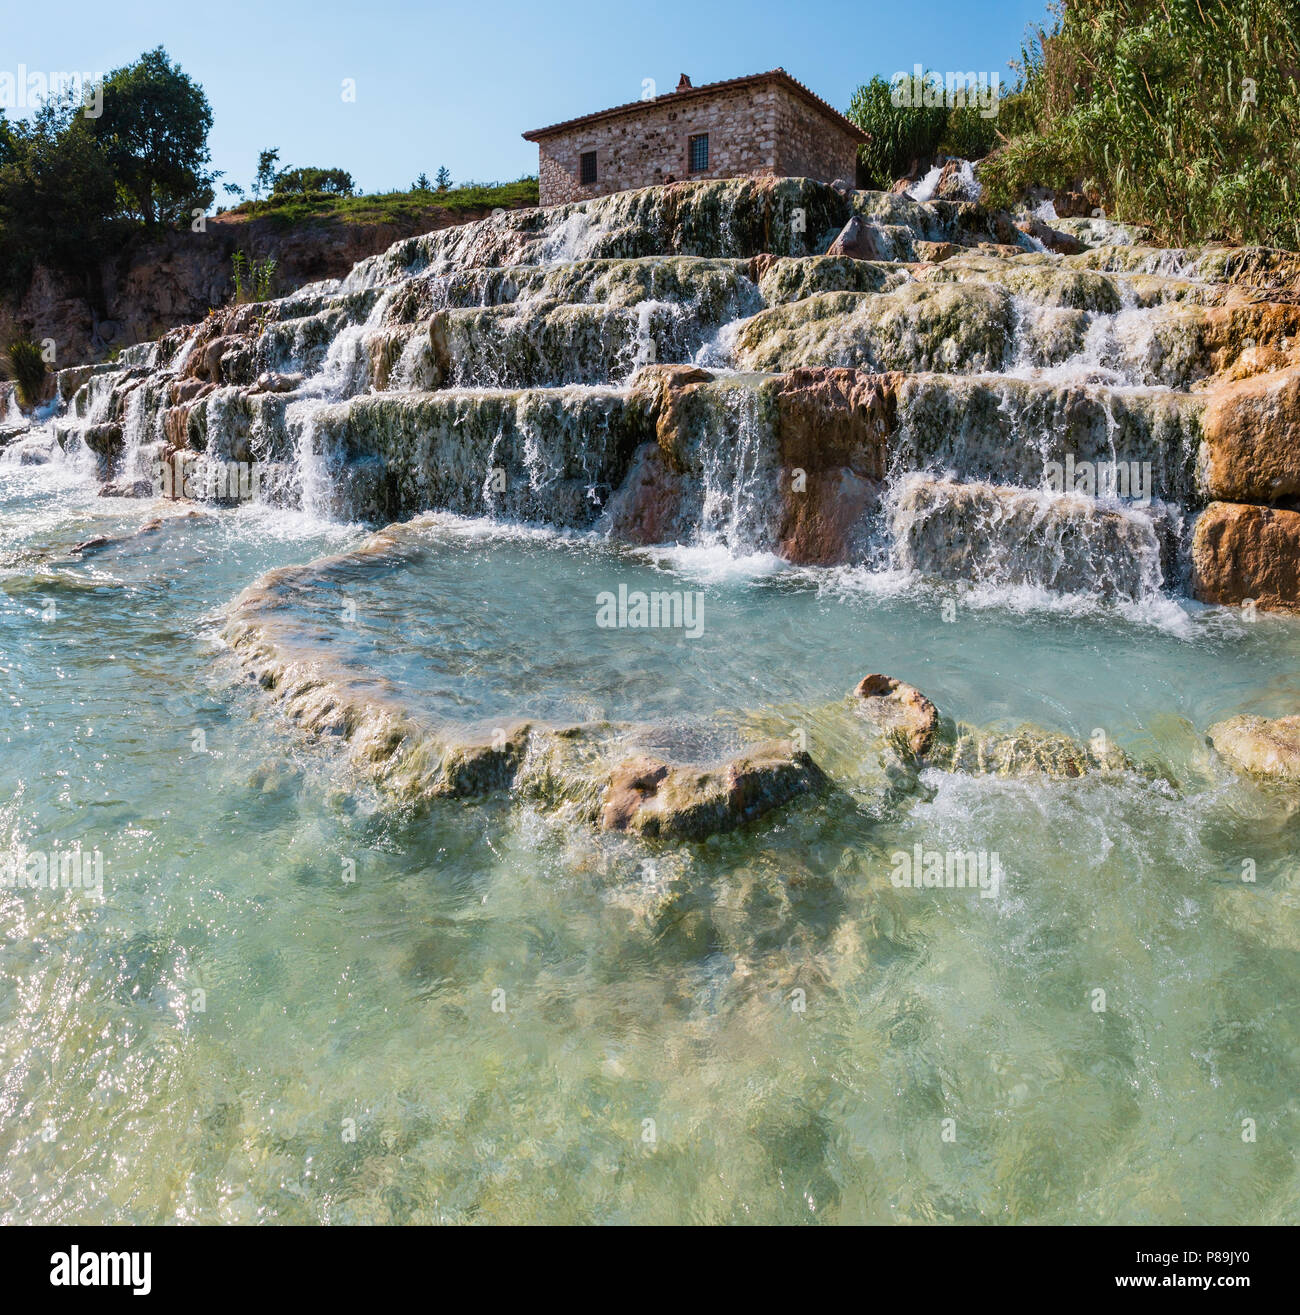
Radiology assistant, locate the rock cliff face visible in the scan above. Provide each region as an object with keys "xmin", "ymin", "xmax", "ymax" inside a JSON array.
[
  {"xmin": 0, "ymin": 203, "xmax": 530, "ymax": 366},
  {"xmin": 5, "ymin": 173, "xmax": 1300, "ymax": 612}
]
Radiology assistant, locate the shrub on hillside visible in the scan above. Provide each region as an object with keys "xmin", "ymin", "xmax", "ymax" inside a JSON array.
[
  {"xmin": 847, "ymin": 75, "xmax": 951, "ymax": 188},
  {"xmin": 979, "ymin": 0, "xmax": 1300, "ymax": 249},
  {"xmin": 2, "ymin": 338, "xmax": 49, "ymax": 408}
]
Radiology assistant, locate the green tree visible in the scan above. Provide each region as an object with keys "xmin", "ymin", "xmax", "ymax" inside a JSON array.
[
  {"xmin": 252, "ymin": 148, "xmax": 280, "ymax": 207},
  {"xmin": 93, "ymin": 47, "xmax": 214, "ymax": 226},
  {"xmin": 435, "ymin": 165, "xmax": 452, "ymax": 191},
  {"xmin": 414, "ymin": 172, "xmax": 431, "ymax": 191},
  {"xmin": 272, "ymin": 166, "xmax": 355, "ymax": 196},
  {"xmin": 0, "ymin": 95, "xmax": 119, "ymax": 296}
]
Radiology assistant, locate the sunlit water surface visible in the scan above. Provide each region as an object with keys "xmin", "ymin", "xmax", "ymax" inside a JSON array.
[{"xmin": 1, "ymin": 462, "xmax": 1297, "ymax": 1224}]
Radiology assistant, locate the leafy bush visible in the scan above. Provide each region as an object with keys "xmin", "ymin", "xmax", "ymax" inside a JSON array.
[
  {"xmin": 0, "ymin": 48, "xmax": 213, "ymax": 297},
  {"xmin": 0, "ymin": 96, "xmax": 121, "ymax": 296},
  {"xmin": 229, "ymin": 177, "xmax": 539, "ymax": 227},
  {"xmin": 939, "ymin": 105, "xmax": 1000, "ymax": 161},
  {"xmin": 979, "ymin": 0, "xmax": 1300, "ymax": 249},
  {"xmin": 2, "ymin": 338, "xmax": 49, "ymax": 408},
  {"xmin": 231, "ymin": 251, "xmax": 278, "ymax": 304}
]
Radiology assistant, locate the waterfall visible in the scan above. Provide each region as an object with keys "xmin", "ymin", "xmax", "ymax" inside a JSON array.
[{"xmin": 3, "ymin": 174, "xmax": 1278, "ymax": 612}]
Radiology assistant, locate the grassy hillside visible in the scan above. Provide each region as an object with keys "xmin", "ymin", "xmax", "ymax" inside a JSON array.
[{"xmin": 225, "ymin": 178, "xmax": 539, "ymax": 228}]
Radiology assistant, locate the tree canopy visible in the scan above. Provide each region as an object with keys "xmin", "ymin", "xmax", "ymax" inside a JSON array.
[{"xmin": 92, "ymin": 47, "xmax": 214, "ymax": 225}]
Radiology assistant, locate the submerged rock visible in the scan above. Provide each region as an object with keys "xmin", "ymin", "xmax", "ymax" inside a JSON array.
[
  {"xmin": 844, "ymin": 675, "xmax": 1135, "ymax": 779},
  {"xmin": 852, "ymin": 674, "xmax": 938, "ymax": 758},
  {"xmin": 99, "ymin": 478, "xmax": 154, "ymax": 498},
  {"xmin": 1207, "ymin": 714, "xmax": 1300, "ymax": 781},
  {"xmin": 928, "ymin": 723, "xmax": 1133, "ymax": 778}
]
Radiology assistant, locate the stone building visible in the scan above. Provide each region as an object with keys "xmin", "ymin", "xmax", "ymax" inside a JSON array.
[{"xmin": 523, "ymin": 69, "xmax": 867, "ymax": 207}]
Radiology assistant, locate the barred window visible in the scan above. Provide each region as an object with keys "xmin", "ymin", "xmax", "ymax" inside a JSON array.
[
  {"xmin": 580, "ymin": 151, "xmax": 597, "ymax": 184},
  {"xmin": 688, "ymin": 133, "xmax": 709, "ymax": 172}
]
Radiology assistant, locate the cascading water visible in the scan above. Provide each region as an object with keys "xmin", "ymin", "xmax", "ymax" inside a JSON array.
[{"xmin": 3, "ymin": 176, "xmax": 1299, "ymax": 1226}]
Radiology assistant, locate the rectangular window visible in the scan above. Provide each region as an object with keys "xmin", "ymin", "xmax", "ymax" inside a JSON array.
[
  {"xmin": 580, "ymin": 151, "xmax": 597, "ymax": 184},
  {"xmin": 688, "ymin": 133, "xmax": 709, "ymax": 173}
]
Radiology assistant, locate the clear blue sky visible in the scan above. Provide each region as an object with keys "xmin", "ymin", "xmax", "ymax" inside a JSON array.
[{"xmin": 5, "ymin": 0, "xmax": 1048, "ymax": 194}]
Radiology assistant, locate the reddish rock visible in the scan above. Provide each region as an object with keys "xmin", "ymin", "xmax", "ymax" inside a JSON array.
[
  {"xmin": 779, "ymin": 468, "xmax": 880, "ymax": 565},
  {"xmin": 1201, "ymin": 364, "xmax": 1300, "ymax": 502},
  {"xmin": 771, "ymin": 368, "xmax": 897, "ymax": 565},
  {"xmin": 628, "ymin": 363, "xmax": 716, "ymax": 469},
  {"xmin": 1191, "ymin": 501, "xmax": 1300, "ymax": 613},
  {"xmin": 1201, "ymin": 304, "xmax": 1300, "ymax": 382},
  {"xmin": 603, "ymin": 443, "xmax": 689, "ymax": 545},
  {"xmin": 167, "ymin": 377, "xmax": 211, "ymax": 406},
  {"xmin": 772, "ymin": 368, "xmax": 896, "ymax": 475},
  {"xmin": 748, "ymin": 253, "xmax": 779, "ymax": 284},
  {"xmin": 826, "ymin": 215, "xmax": 886, "ymax": 261}
]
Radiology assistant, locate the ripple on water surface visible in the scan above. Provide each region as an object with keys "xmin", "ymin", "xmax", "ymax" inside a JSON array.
[{"xmin": 1, "ymin": 476, "xmax": 1298, "ymax": 1224}]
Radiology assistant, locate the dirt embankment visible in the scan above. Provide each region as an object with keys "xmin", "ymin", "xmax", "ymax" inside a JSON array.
[{"xmin": 0, "ymin": 202, "xmax": 532, "ymax": 367}]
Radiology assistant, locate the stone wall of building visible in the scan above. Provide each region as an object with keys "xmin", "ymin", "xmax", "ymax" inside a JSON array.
[
  {"xmin": 532, "ymin": 80, "xmax": 861, "ymax": 207},
  {"xmin": 772, "ymin": 87, "xmax": 862, "ymax": 187}
]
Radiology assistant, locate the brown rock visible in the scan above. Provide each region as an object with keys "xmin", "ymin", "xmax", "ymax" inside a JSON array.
[
  {"xmin": 779, "ymin": 468, "xmax": 879, "ymax": 565},
  {"xmin": 628, "ymin": 363, "xmax": 715, "ymax": 469},
  {"xmin": 600, "ymin": 741, "xmax": 825, "ymax": 839},
  {"xmin": 1201, "ymin": 364, "xmax": 1300, "ymax": 502},
  {"xmin": 1201, "ymin": 303, "xmax": 1300, "ymax": 382},
  {"xmin": 602, "ymin": 443, "xmax": 689, "ymax": 545},
  {"xmin": 749, "ymin": 253, "xmax": 779, "ymax": 284},
  {"xmin": 168, "ymin": 377, "xmax": 211, "ymax": 406},
  {"xmin": 1208, "ymin": 714, "xmax": 1300, "ymax": 781},
  {"xmin": 1051, "ymin": 190, "xmax": 1096, "ymax": 219},
  {"xmin": 852, "ymin": 674, "xmax": 939, "ymax": 758},
  {"xmin": 826, "ymin": 215, "xmax": 886, "ymax": 261},
  {"xmin": 914, "ymin": 240, "xmax": 959, "ymax": 263},
  {"xmin": 772, "ymin": 368, "xmax": 896, "ymax": 475},
  {"xmin": 769, "ymin": 368, "xmax": 897, "ymax": 564},
  {"xmin": 1191, "ymin": 501, "xmax": 1300, "ymax": 613}
]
